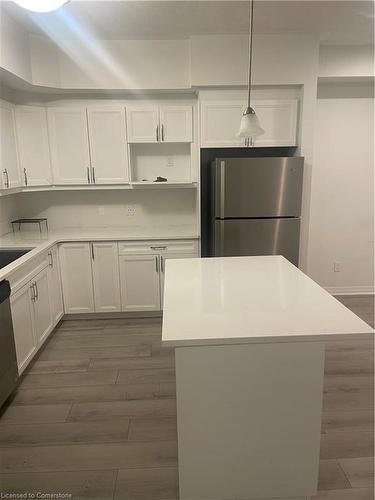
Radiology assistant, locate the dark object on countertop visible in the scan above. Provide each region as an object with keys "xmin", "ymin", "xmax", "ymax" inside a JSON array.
[
  {"xmin": 154, "ymin": 176, "xmax": 168, "ymax": 182},
  {"xmin": 11, "ymin": 218, "xmax": 48, "ymax": 233}
]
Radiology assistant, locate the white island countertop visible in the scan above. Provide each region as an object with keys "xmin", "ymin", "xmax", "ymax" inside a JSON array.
[
  {"xmin": 0, "ymin": 225, "xmax": 199, "ymax": 281},
  {"xmin": 162, "ymin": 255, "xmax": 374, "ymax": 346}
]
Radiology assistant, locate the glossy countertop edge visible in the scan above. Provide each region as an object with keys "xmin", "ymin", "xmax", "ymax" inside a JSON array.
[
  {"xmin": 162, "ymin": 331, "xmax": 374, "ymax": 347},
  {"xmin": 0, "ymin": 226, "xmax": 200, "ymax": 281}
]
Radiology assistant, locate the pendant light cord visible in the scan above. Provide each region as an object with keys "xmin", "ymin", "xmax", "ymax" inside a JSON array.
[{"xmin": 247, "ymin": 0, "xmax": 254, "ymax": 108}]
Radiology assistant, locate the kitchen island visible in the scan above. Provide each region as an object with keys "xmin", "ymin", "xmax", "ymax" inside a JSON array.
[{"xmin": 162, "ymin": 256, "xmax": 374, "ymax": 500}]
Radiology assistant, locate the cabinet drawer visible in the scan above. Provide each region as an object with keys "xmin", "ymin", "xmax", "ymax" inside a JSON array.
[
  {"xmin": 8, "ymin": 251, "xmax": 50, "ymax": 293},
  {"xmin": 118, "ymin": 239, "xmax": 198, "ymax": 256}
]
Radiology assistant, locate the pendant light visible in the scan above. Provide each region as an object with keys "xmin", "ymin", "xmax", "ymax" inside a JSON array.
[
  {"xmin": 12, "ymin": 0, "xmax": 69, "ymax": 12},
  {"xmin": 237, "ymin": 0, "xmax": 264, "ymax": 139}
]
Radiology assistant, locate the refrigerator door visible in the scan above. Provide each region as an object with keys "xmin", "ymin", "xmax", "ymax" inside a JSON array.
[
  {"xmin": 214, "ymin": 157, "xmax": 304, "ymax": 218},
  {"xmin": 214, "ymin": 218, "xmax": 301, "ymax": 266}
]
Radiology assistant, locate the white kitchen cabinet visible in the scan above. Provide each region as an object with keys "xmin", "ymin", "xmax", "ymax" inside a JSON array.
[
  {"xmin": 0, "ymin": 101, "xmax": 21, "ymax": 189},
  {"xmin": 126, "ymin": 106, "xmax": 159, "ymax": 143},
  {"xmin": 59, "ymin": 243, "xmax": 95, "ymax": 313},
  {"xmin": 32, "ymin": 266, "xmax": 53, "ymax": 345},
  {"xmin": 159, "ymin": 106, "xmax": 193, "ymax": 142},
  {"xmin": 200, "ymin": 101, "xmax": 245, "ymax": 148},
  {"xmin": 48, "ymin": 107, "xmax": 91, "ymax": 184},
  {"xmin": 119, "ymin": 254, "xmax": 161, "ymax": 311},
  {"xmin": 200, "ymin": 99, "xmax": 298, "ymax": 148},
  {"xmin": 87, "ymin": 107, "xmax": 129, "ymax": 184},
  {"xmin": 47, "ymin": 246, "xmax": 64, "ymax": 323},
  {"xmin": 127, "ymin": 105, "xmax": 193, "ymax": 143},
  {"xmin": 91, "ymin": 242, "xmax": 121, "ymax": 312},
  {"xmin": 10, "ymin": 282, "xmax": 36, "ymax": 373},
  {"xmin": 15, "ymin": 106, "xmax": 52, "ymax": 186}
]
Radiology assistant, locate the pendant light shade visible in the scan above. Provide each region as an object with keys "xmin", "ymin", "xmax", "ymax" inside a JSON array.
[
  {"xmin": 12, "ymin": 0, "xmax": 69, "ymax": 12},
  {"xmin": 237, "ymin": 0, "xmax": 264, "ymax": 139},
  {"xmin": 237, "ymin": 106, "xmax": 264, "ymax": 138}
]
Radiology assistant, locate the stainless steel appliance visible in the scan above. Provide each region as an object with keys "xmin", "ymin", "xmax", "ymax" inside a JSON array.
[
  {"xmin": 209, "ymin": 157, "xmax": 304, "ymax": 265},
  {"xmin": 0, "ymin": 280, "xmax": 19, "ymax": 407}
]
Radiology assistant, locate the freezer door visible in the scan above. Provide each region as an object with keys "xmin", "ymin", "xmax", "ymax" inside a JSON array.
[
  {"xmin": 214, "ymin": 218, "xmax": 301, "ymax": 266},
  {"xmin": 214, "ymin": 157, "xmax": 304, "ymax": 218}
]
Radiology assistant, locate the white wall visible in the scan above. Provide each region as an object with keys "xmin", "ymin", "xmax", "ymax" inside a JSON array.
[
  {"xmin": 0, "ymin": 195, "xmax": 19, "ymax": 236},
  {"xmin": 319, "ymin": 45, "xmax": 374, "ymax": 79},
  {"xmin": 0, "ymin": 10, "xmax": 31, "ymax": 82},
  {"xmin": 308, "ymin": 85, "xmax": 374, "ymax": 294},
  {"xmin": 16, "ymin": 189, "xmax": 197, "ymax": 231}
]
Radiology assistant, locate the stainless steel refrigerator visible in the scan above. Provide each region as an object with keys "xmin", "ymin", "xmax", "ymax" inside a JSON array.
[{"xmin": 209, "ymin": 157, "xmax": 304, "ymax": 266}]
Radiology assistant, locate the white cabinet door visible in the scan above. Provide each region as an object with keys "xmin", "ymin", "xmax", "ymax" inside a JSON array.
[
  {"xmin": 47, "ymin": 107, "xmax": 90, "ymax": 184},
  {"xmin": 0, "ymin": 101, "xmax": 21, "ymax": 189},
  {"xmin": 87, "ymin": 107, "xmax": 129, "ymax": 184},
  {"xmin": 10, "ymin": 282, "xmax": 36, "ymax": 373},
  {"xmin": 126, "ymin": 106, "xmax": 159, "ymax": 143},
  {"xmin": 32, "ymin": 267, "xmax": 53, "ymax": 345},
  {"xmin": 59, "ymin": 243, "xmax": 95, "ymax": 314},
  {"xmin": 254, "ymin": 100, "xmax": 298, "ymax": 147},
  {"xmin": 47, "ymin": 246, "xmax": 64, "ymax": 323},
  {"xmin": 159, "ymin": 106, "xmax": 193, "ymax": 142},
  {"xmin": 159, "ymin": 253, "xmax": 197, "ymax": 309},
  {"xmin": 15, "ymin": 106, "xmax": 52, "ymax": 186},
  {"xmin": 91, "ymin": 242, "xmax": 121, "ymax": 312},
  {"xmin": 200, "ymin": 101, "xmax": 245, "ymax": 148},
  {"xmin": 119, "ymin": 254, "xmax": 161, "ymax": 311}
]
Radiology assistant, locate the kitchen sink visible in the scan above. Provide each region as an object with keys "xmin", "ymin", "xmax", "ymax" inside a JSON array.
[{"xmin": 0, "ymin": 248, "xmax": 34, "ymax": 270}]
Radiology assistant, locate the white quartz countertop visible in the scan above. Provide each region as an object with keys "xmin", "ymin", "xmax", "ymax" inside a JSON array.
[
  {"xmin": 162, "ymin": 255, "xmax": 374, "ymax": 346},
  {"xmin": 0, "ymin": 225, "xmax": 199, "ymax": 281}
]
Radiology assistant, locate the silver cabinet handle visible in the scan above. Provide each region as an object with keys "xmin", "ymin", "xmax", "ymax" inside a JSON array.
[
  {"xmin": 155, "ymin": 255, "xmax": 159, "ymax": 273},
  {"xmin": 30, "ymin": 283, "xmax": 36, "ymax": 301},
  {"xmin": 87, "ymin": 167, "xmax": 91, "ymax": 184},
  {"xmin": 3, "ymin": 169, "xmax": 9, "ymax": 188},
  {"xmin": 250, "ymin": 137, "xmax": 254, "ymax": 146},
  {"xmin": 48, "ymin": 251, "xmax": 53, "ymax": 267},
  {"xmin": 156, "ymin": 125, "xmax": 159, "ymax": 142},
  {"xmin": 91, "ymin": 243, "xmax": 95, "ymax": 260},
  {"xmin": 161, "ymin": 124, "xmax": 164, "ymax": 141},
  {"xmin": 150, "ymin": 246, "xmax": 167, "ymax": 250},
  {"xmin": 23, "ymin": 168, "xmax": 28, "ymax": 186},
  {"xmin": 161, "ymin": 255, "xmax": 164, "ymax": 273},
  {"xmin": 91, "ymin": 167, "xmax": 96, "ymax": 184}
]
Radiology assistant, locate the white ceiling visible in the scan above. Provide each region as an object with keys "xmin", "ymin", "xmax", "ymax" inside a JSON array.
[{"xmin": 1, "ymin": 0, "xmax": 374, "ymax": 45}]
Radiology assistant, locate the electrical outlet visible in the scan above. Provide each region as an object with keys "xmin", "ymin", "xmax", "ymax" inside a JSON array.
[
  {"xmin": 98, "ymin": 206, "xmax": 105, "ymax": 215},
  {"xmin": 126, "ymin": 205, "xmax": 136, "ymax": 216},
  {"xmin": 166, "ymin": 156, "xmax": 174, "ymax": 168},
  {"xmin": 333, "ymin": 262, "xmax": 340, "ymax": 272}
]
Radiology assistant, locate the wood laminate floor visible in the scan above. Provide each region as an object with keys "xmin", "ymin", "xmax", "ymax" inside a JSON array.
[{"xmin": 0, "ymin": 295, "xmax": 373, "ymax": 499}]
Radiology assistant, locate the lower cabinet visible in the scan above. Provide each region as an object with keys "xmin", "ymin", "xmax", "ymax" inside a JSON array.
[
  {"xmin": 59, "ymin": 242, "xmax": 95, "ymax": 314},
  {"xmin": 58, "ymin": 239, "xmax": 199, "ymax": 314},
  {"xmin": 47, "ymin": 246, "xmax": 64, "ymax": 323},
  {"xmin": 92, "ymin": 242, "xmax": 121, "ymax": 313},
  {"xmin": 11, "ymin": 265, "xmax": 53, "ymax": 374},
  {"xmin": 119, "ymin": 254, "xmax": 161, "ymax": 312},
  {"xmin": 10, "ymin": 283, "xmax": 36, "ymax": 374},
  {"xmin": 59, "ymin": 241, "xmax": 121, "ymax": 314}
]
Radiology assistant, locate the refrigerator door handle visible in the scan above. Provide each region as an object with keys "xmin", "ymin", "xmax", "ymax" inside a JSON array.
[
  {"xmin": 215, "ymin": 220, "xmax": 225, "ymax": 257},
  {"xmin": 216, "ymin": 160, "xmax": 226, "ymax": 219}
]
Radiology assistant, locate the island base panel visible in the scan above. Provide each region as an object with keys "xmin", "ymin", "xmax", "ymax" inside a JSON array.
[{"xmin": 175, "ymin": 341, "xmax": 324, "ymax": 500}]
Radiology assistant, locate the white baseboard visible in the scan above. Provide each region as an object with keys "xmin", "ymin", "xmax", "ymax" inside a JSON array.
[{"xmin": 326, "ymin": 286, "xmax": 375, "ymax": 296}]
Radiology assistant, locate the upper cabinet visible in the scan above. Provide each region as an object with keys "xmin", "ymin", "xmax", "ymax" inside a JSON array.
[
  {"xmin": 15, "ymin": 106, "xmax": 52, "ymax": 186},
  {"xmin": 0, "ymin": 101, "xmax": 21, "ymax": 190},
  {"xmin": 48, "ymin": 107, "xmax": 91, "ymax": 185},
  {"xmin": 200, "ymin": 99, "xmax": 298, "ymax": 148},
  {"xmin": 87, "ymin": 107, "xmax": 129, "ymax": 184},
  {"xmin": 48, "ymin": 106, "xmax": 129, "ymax": 185},
  {"xmin": 127, "ymin": 105, "xmax": 193, "ymax": 143}
]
